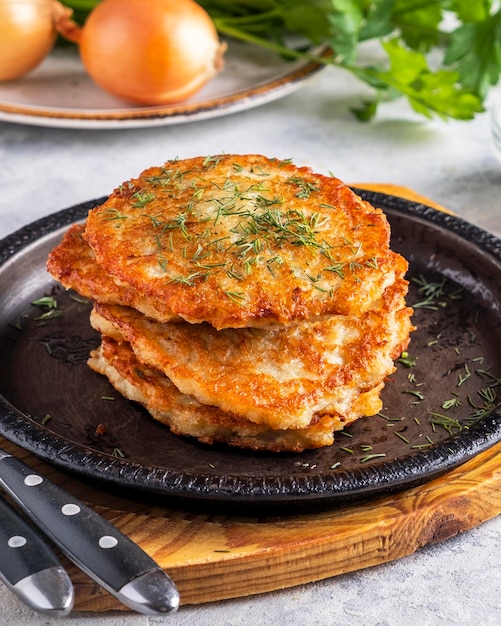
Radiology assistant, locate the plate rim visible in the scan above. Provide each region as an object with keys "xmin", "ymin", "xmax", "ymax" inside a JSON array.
[
  {"xmin": 1, "ymin": 191, "xmax": 501, "ymax": 506},
  {"xmin": 0, "ymin": 45, "xmax": 331, "ymax": 129}
]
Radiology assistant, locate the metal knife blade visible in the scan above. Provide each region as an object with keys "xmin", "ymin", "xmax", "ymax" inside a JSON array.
[
  {"xmin": 0, "ymin": 494, "xmax": 74, "ymax": 616},
  {"xmin": 0, "ymin": 447, "xmax": 179, "ymax": 615}
]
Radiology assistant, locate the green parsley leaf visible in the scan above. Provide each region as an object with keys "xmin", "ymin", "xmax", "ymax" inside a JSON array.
[
  {"xmin": 448, "ymin": 0, "xmax": 492, "ymax": 23},
  {"xmin": 445, "ymin": 9, "xmax": 501, "ymax": 98},
  {"xmin": 354, "ymin": 39, "xmax": 484, "ymax": 120},
  {"xmin": 391, "ymin": 0, "xmax": 443, "ymax": 52}
]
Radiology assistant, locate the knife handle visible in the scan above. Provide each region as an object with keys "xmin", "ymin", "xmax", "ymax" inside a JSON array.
[
  {"xmin": 0, "ymin": 495, "xmax": 74, "ymax": 616},
  {"xmin": 0, "ymin": 454, "xmax": 179, "ymax": 615}
]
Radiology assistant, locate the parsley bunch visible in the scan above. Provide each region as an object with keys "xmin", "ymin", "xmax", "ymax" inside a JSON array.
[
  {"xmin": 199, "ymin": 0, "xmax": 500, "ymax": 121},
  {"xmin": 62, "ymin": 0, "xmax": 501, "ymax": 121}
]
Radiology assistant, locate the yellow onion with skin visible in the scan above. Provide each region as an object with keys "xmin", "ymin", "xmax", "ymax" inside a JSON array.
[
  {"xmin": 75, "ymin": 0, "xmax": 226, "ymax": 105},
  {"xmin": 0, "ymin": 0, "xmax": 72, "ymax": 82}
]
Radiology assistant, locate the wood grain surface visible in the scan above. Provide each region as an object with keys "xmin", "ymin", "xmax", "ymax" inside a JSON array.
[
  {"xmin": 2, "ymin": 186, "xmax": 499, "ymax": 612},
  {"xmin": 2, "ymin": 435, "xmax": 500, "ymax": 611}
]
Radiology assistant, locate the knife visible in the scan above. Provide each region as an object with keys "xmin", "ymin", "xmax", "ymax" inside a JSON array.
[
  {"xmin": 0, "ymin": 447, "xmax": 179, "ymax": 615},
  {"xmin": 0, "ymin": 494, "xmax": 74, "ymax": 616}
]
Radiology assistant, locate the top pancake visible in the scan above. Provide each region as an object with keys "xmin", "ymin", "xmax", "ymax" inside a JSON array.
[{"xmin": 84, "ymin": 154, "xmax": 404, "ymax": 329}]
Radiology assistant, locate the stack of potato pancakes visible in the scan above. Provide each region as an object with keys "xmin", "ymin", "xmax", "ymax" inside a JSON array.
[{"xmin": 47, "ymin": 154, "xmax": 413, "ymax": 452}]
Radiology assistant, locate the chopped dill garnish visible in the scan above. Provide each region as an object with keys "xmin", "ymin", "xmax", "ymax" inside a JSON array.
[
  {"xmin": 478, "ymin": 386, "xmax": 496, "ymax": 403},
  {"xmin": 286, "ymin": 176, "xmax": 321, "ymax": 199},
  {"xmin": 412, "ymin": 274, "xmax": 447, "ymax": 310},
  {"xmin": 402, "ymin": 389, "xmax": 425, "ymax": 400},
  {"xmin": 476, "ymin": 368, "xmax": 501, "ymax": 387},
  {"xmin": 202, "ymin": 154, "xmax": 222, "ymax": 169},
  {"xmin": 225, "ymin": 291, "xmax": 246, "ymax": 305},
  {"xmin": 394, "ymin": 432, "xmax": 410, "ymax": 444},
  {"xmin": 449, "ymin": 288, "xmax": 463, "ymax": 300},
  {"xmin": 441, "ymin": 397, "xmax": 461, "ymax": 409},
  {"xmin": 131, "ymin": 191, "xmax": 155, "ymax": 208},
  {"xmin": 157, "ymin": 256, "xmax": 168, "ymax": 273},
  {"xmin": 32, "ymin": 296, "xmax": 57, "ymax": 309},
  {"xmin": 396, "ymin": 352, "xmax": 417, "ymax": 367},
  {"xmin": 378, "ymin": 412, "xmax": 404, "ymax": 422},
  {"xmin": 428, "ymin": 412, "xmax": 464, "ymax": 434},
  {"xmin": 168, "ymin": 271, "xmax": 208, "ymax": 286},
  {"xmin": 69, "ymin": 293, "xmax": 90, "ymax": 304},
  {"xmin": 41, "ymin": 341, "xmax": 52, "ymax": 354},
  {"xmin": 102, "ymin": 207, "xmax": 128, "ymax": 221},
  {"xmin": 457, "ymin": 364, "xmax": 471, "ymax": 387},
  {"xmin": 34, "ymin": 309, "xmax": 63, "ymax": 322},
  {"xmin": 360, "ymin": 453, "xmax": 387, "ymax": 463}
]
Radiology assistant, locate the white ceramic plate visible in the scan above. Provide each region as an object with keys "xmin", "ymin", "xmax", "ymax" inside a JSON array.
[{"xmin": 0, "ymin": 42, "xmax": 329, "ymax": 129}]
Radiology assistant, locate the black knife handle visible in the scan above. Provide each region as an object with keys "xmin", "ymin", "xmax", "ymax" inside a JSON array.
[
  {"xmin": 0, "ymin": 495, "xmax": 63, "ymax": 585},
  {"xmin": 0, "ymin": 495, "xmax": 74, "ymax": 616},
  {"xmin": 0, "ymin": 453, "xmax": 178, "ymax": 614}
]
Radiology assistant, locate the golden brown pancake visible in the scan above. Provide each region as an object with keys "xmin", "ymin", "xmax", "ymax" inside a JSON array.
[
  {"xmin": 47, "ymin": 154, "xmax": 415, "ymax": 452},
  {"xmin": 89, "ymin": 279, "xmax": 412, "ymax": 431},
  {"xmin": 84, "ymin": 154, "xmax": 407, "ymax": 329},
  {"xmin": 47, "ymin": 223, "xmax": 180, "ymax": 322},
  {"xmin": 88, "ymin": 336, "xmax": 373, "ymax": 452}
]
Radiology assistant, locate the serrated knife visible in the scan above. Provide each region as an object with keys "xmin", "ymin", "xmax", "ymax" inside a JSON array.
[
  {"xmin": 0, "ymin": 494, "xmax": 74, "ymax": 616},
  {"xmin": 0, "ymin": 447, "xmax": 179, "ymax": 615}
]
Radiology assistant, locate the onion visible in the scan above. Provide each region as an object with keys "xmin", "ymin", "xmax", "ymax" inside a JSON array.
[
  {"xmin": 0, "ymin": 0, "xmax": 73, "ymax": 82},
  {"xmin": 74, "ymin": 0, "xmax": 226, "ymax": 105}
]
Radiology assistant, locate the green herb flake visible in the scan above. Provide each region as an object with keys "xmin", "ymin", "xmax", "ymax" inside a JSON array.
[
  {"xmin": 457, "ymin": 363, "xmax": 472, "ymax": 387},
  {"xmin": 102, "ymin": 208, "xmax": 128, "ymax": 221},
  {"xmin": 69, "ymin": 293, "xmax": 90, "ymax": 304},
  {"xmin": 225, "ymin": 290, "xmax": 246, "ymax": 305},
  {"xmin": 340, "ymin": 447, "xmax": 354, "ymax": 454},
  {"xmin": 402, "ymin": 389, "xmax": 425, "ymax": 401},
  {"xmin": 32, "ymin": 296, "xmax": 58, "ymax": 309},
  {"xmin": 360, "ymin": 453, "xmax": 387, "ymax": 463},
  {"xmin": 394, "ymin": 431, "xmax": 410, "ymax": 444},
  {"xmin": 441, "ymin": 397, "xmax": 461, "ymax": 409},
  {"xmin": 34, "ymin": 309, "xmax": 63, "ymax": 322},
  {"xmin": 396, "ymin": 352, "xmax": 417, "ymax": 368}
]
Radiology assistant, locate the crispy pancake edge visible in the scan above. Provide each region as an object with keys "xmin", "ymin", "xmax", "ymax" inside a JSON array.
[{"xmin": 84, "ymin": 154, "xmax": 407, "ymax": 329}]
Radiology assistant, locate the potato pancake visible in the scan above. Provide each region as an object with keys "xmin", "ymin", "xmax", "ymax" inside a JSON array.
[
  {"xmin": 84, "ymin": 154, "xmax": 406, "ymax": 329},
  {"xmin": 47, "ymin": 223, "xmax": 179, "ymax": 322},
  {"xmin": 47, "ymin": 154, "xmax": 415, "ymax": 452},
  {"xmin": 88, "ymin": 336, "xmax": 372, "ymax": 452},
  {"xmin": 89, "ymin": 280, "xmax": 412, "ymax": 431}
]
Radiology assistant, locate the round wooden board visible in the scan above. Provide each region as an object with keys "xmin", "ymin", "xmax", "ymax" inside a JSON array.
[
  {"xmin": 2, "ymin": 435, "xmax": 500, "ymax": 611},
  {"xmin": 2, "ymin": 186, "xmax": 500, "ymax": 612}
]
